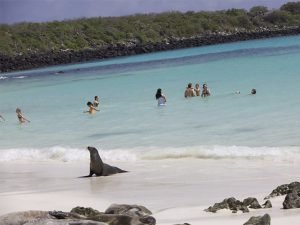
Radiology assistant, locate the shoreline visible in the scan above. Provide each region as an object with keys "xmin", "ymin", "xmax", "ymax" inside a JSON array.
[{"xmin": 1, "ymin": 26, "xmax": 300, "ymax": 73}]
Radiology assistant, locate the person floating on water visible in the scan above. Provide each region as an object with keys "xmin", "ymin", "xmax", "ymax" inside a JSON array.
[
  {"xmin": 201, "ymin": 83, "xmax": 211, "ymax": 97},
  {"xmin": 184, "ymin": 83, "xmax": 195, "ymax": 98},
  {"xmin": 84, "ymin": 101, "xmax": 100, "ymax": 114},
  {"xmin": 16, "ymin": 108, "xmax": 30, "ymax": 123},
  {"xmin": 251, "ymin": 89, "xmax": 256, "ymax": 95},
  {"xmin": 195, "ymin": 83, "xmax": 201, "ymax": 96},
  {"xmin": 155, "ymin": 88, "xmax": 167, "ymax": 106},
  {"xmin": 93, "ymin": 96, "xmax": 100, "ymax": 108}
]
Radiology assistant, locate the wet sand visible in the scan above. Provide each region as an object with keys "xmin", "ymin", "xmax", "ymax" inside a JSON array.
[{"xmin": 0, "ymin": 158, "xmax": 299, "ymax": 224}]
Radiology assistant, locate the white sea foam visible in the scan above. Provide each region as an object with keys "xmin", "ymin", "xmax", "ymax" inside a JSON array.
[
  {"xmin": 0, "ymin": 145, "xmax": 300, "ymax": 163},
  {"xmin": 13, "ymin": 76, "xmax": 27, "ymax": 79},
  {"xmin": 0, "ymin": 76, "xmax": 8, "ymax": 80},
  {"xmin": 0, "ymin": 146, "xmax": 88, "ymax": 162}
]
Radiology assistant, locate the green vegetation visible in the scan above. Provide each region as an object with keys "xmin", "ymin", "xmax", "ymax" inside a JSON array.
[{"xmin": 1, "ymin": 2, "xmax": 300, "ymax": 56}]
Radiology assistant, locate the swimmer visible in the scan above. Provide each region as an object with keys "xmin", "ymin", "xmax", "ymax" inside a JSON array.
[
  {"xmin": 195, "ymin": 83, "xmax": 201, "ymax": 96},
  {"xmin": 84, "ymin": 101, "xmax": 100, "ymax": 114},
  {"xmin": 184, "ymin": 83, "xmax": 195, "ymax": 98},
  {"xmin": 0, "ymin": 115, "xmax": 5, "ymax": 121},
  {"xmin": 201, "ymin": 83, "xmax": 211, "ymax": 97},
  {"xmin": 16, "ymin": 108, "xmax": 30, "ymax": 123},
  {"xmin": 251, "ymin": 89, "xmax": 256, "ymax": 95},
  {"xmin": 93, "ymin": 96, "xmax": 100, "ymax": 108},
  {"xmin": 155, "ymin": 88, "xmax": 167, "ymax": 106}
]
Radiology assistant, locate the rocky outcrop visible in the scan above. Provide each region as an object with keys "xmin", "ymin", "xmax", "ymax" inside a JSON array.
[
  {"xmin": 0, "ymin": 204, "xmax": 155, "ymax": 225},
  {"xmin": 204, "ymin": 197, "xmax": 263, "ymax": 213},
  {"xmin": 0, "ymin": 210, "xmax": 105, "ymax": 225},
  {"xmin": 243, "ymin": 214, "xmax": 271, "ymax": 225},
  {"xmin": 282, "ymin": 190, "xmax": 300, "ymax": 209},
  {"xmin": 70, "ymin": 207, "xmax": 101, "ymax": 217},
  {"xmin": 262, "ymin": 200, "xmax": 272, "ymax": 209},
  {"xmin": 243, "ymin": 198, "xmax": 262, "ymax": 209},
  {"xmin": 264, "ymin": 181, "xmax": 300, "ymax": 199},
  {"xmin": 2, "ymin": 26, "xmax": 300, "ymax": 73},
  {"xmin": 0, "ymin": 211, "xmax": 51, "ymax": 225},
  {"xmin": 70, "ymin": 205, "xmax": 155, "ymax": 225},
  {"xmin": 104, "ymin": 204, "xmax": 153, "ymax": 217}
]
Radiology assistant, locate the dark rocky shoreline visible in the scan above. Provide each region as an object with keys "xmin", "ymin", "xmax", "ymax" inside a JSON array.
[
  {"xmin": 1, "ymin": 26, "xmax": 300, "ymax": 73},
  {"xmin": 1, "ymin": 182, "xmax": 300, "ymax": 225}
]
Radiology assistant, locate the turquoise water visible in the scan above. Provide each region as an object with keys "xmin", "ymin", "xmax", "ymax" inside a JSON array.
[{"xmin": 0, "ymin": 36, "xmax": 300, "ymax": 162}]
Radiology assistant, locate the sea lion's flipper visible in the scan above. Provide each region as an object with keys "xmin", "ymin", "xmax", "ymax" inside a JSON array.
[
  {"xmin": 78, "ymin": 170, "xmax": 95, "ymax": 178},
  {"xmin": 78, "ymin": 175, "xmax": 92, "ymax": 178},
  {"xmin": 115, "ymin": 167, "xmax": 128, "ymax": 173}
]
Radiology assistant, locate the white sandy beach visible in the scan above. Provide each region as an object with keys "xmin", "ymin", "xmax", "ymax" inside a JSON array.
[{"xmin": 0, "ymin": 158, "xmax": 300, "ymax": 224}]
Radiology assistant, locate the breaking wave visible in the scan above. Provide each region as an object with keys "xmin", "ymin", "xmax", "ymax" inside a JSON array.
[{"xmin": 0, "ymin": 145, "xmax": 300, "ymax": 163}]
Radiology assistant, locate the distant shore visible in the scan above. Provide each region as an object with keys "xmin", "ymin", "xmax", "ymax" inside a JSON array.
[{"xmin": 1, "ymin": 26, "xmax": 300, "ymax": 73}]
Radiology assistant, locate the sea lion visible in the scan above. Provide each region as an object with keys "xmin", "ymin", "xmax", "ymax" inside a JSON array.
[{"xmin": 83, "ymin": 146, "xmax": 127, "ymax": 177}]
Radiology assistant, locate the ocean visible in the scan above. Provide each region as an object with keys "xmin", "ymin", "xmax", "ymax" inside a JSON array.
[{"xmin": 0, "ymin": 35, "xmax": 300, "ymax": 163}]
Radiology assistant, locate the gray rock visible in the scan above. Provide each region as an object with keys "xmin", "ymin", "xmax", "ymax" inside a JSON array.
[
  {"xmin": 205, "ymin": 198, "xmax": 231, "ymax": 213},
  {"xmin": 71, "ymin": 206, "xmax": 155, "ymax": 225},
  {"xmin": 243, "ymin": 214, "xmax": 271, "ymax": 225},
  {"xmin": 0, "ymin": 206, "xmax": 155, "ymax": 225},
  {"xmin": 24, "ymin": 219, "xmax": 106, "ymax": 225},
  {"xmin": 205, "ymin": 197, "xmax": 249, "ymax": 213},
  {"xmin": 139, "ymin": 216, "xmax": 156, "ymax": 225},
  {"xmin": 70, "ymin": 207, "xmax": 102, "ymax": 218},
  {"xmin": 243, "ymin": 198, "xmax": 262, "ymax": 209},
  {"xmin": 0, "ymin": 211, "xmax": 51, "ymax": 225},
  {"xmin": 240, "ymin": 205, "xmax": 250, "ymax": 213},
  {"xmin": 262, "ymin": 200, "xmax": 272, "ymax": 208},
  {"xmin": 89, "ymin": 214, "xmax": 137, "ymax": 225},
  {"xmin": 104, "ymin": 204, "xmax": 152, "ymax": 217},
  {"xmin": 264, "ymin": 181, "xmax": 300, "ymax": 199},
  {"xmin": 283, "ymin": 191, "xmax": 300, "ymax": 209}
]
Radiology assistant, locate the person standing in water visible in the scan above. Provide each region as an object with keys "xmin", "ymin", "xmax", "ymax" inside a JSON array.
[
  {"xmin": 194, "ymin": 83, "xmax": 201, "ymax": 96},
  {"xmin": 16, "ymin": 108, "xmax": 30, "ymax": 123},
  {"xmin": 84, "ymin": 102, "xmax": 100, "ymax": 114},
  {"xmin": 93, "ymin": 96, "xmax": 100, "ymax": 108},
  {"xmin": 155, "ymin": 88, "xmax": 167, "ymax": 106},
  {"xmin": 201, "ymin": 83, "xmax": 211, "ymax": 97},
  {"xmin": 184, "ymin": 83, "xmax": 195, "ymax": 98}
]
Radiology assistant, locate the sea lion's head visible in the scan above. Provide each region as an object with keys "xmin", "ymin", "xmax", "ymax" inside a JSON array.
[{"xmin": 87, "ymin": 146, "xmax": 98, "ymax": 155}]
